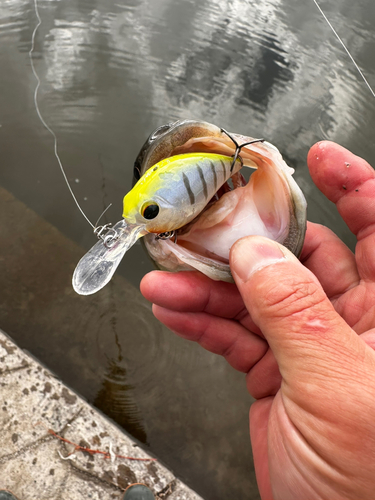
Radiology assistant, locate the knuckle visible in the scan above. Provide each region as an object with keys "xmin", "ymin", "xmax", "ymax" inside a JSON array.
[{"xmin": 260, "ymin": 276, "xmax": 325, "ymax": 319}]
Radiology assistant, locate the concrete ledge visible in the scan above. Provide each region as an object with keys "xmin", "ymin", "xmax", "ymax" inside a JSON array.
[{"xmin": 0, "ymin": 330, "xmax": 203, "ymax": 500}]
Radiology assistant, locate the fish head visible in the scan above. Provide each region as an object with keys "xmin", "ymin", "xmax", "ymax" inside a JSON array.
[{"xmin": 135, "ymin": 120, "xmax": 307, "ymax": 282}]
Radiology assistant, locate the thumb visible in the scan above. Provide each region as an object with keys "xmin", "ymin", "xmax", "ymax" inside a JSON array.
[{"xmin": 229, "ymin": 236, "xmax": 370, "ymax": 394}]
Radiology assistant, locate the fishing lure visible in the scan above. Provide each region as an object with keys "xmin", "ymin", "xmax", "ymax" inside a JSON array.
[{"xmin": 72, "ymin": 149, "xmax": 250, "ymax": 295}]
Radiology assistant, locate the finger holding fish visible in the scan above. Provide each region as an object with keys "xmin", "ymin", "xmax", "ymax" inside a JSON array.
[
  {"xmin": 140, "ymin": 270, "xmax": 261, "ymax": 334},
  {"xmin": 141, "ymin": 271, "xmax": 281, "ymax": 396},
  {"xmin": 152, "ymin": 304, "xmax": 268, "ymax": 374}
]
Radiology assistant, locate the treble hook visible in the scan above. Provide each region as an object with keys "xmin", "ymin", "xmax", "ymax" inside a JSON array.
[
  {"xmin": 155, "ymin": 230, "xmax": 177, "ymax": 243},
  {"xmin": 220, "ymin": 128, "xmax": 265, "ymax": 172}
]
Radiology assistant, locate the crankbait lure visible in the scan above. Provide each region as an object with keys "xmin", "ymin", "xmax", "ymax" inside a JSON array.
[{"xmin": 72, "ymin": 151, "xmax": 246, "ymax": 295}]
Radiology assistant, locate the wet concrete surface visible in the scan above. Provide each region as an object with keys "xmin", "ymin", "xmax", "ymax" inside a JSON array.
[{"xmin": 0, "ymin": 329, "xmax": 202, "ymax": 500}]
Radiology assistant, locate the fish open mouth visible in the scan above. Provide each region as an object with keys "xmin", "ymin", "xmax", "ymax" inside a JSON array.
[
  {"xmin": 136, "ymin": 120, "xmax": 306, "ymax": 282},
  {"xmin": 173, "ymin": 170, "xmax": 250, "ymax": 263}
]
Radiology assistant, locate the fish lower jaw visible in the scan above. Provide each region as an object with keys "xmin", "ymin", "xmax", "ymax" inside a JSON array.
[{"xmin": 143, "ymin": 234, "xmax": 234, "ymax": 282}]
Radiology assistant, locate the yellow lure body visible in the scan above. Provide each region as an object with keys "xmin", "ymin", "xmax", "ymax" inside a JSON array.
[{"xmin": 122, "ymin": 152, "xmax": 241, "ymax": 233}]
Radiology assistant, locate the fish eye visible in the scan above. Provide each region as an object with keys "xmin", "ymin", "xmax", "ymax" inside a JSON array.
[{"xmin": 141, "ymin": 203, "xmax": 160, "ymax": 220}]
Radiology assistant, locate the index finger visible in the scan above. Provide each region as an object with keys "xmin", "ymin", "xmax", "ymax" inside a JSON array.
[
  {"xmin": 308, "ymin": 141, "xmax": 375, "ymax": 280},
  {"xmin": 140, "ymin": 270, "xmax": 244, "ymax": 318},
  {"xmin": 140, "ymin": 270, "xmax": 261, "ymax": 334},
  {"xmin": 308, "ymin": 141, "xmax": 375, "ymax": 237}
]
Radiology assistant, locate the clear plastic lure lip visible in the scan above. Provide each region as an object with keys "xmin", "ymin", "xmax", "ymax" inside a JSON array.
[{"xmin": 72, "ymin": 219, "xmax": 146, "ymax": 296}]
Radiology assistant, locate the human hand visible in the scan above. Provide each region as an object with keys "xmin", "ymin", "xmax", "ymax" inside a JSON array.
[{"xmin": 140, "ymin": 142, "xmax": 375, "ymax": 500}]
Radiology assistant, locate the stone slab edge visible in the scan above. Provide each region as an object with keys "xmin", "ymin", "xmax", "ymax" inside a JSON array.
[{"xmin": 0, "ymin": 329, "xmax": 204, "ymax": 500}]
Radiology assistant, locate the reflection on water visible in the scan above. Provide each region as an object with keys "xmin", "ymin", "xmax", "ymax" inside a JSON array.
[
  {"xmin": 93, "ymin": 284, "xmax": 148, "ymax": 444},
  {"xmin": 0, "ymin": 0, "xmax": 375, "ymax": 499},
  {"xmin": 94, "ymin": 359, "xmax": 148, "ymax": 444}
]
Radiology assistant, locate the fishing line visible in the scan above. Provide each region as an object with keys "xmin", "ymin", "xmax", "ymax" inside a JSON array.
[
  {"xmin": 94, "ymin": 203, "xmax": 113, "ymax": 228},
  {"xmin": 29, "ymin": 0, "xmax": 96, "ymax": 230},
  {"xmin": 312, "ymin": 0, "xmax": 375, "ymax": 99}
]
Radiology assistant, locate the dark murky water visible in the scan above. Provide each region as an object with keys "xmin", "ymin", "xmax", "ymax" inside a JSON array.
[{"xmin": 0, "ymin": 0, "xmax": 374, "ymax": 498}]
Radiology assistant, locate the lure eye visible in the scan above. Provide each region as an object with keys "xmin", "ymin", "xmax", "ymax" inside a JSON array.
[{"xmin": 142, "ymin": 203, "xmax": 160, "ymax": 220}]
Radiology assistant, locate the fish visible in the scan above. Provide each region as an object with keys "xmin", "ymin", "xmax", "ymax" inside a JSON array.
[{"xmin": 72, "ymin": 119, "xmax": 307, "ymax": 295}]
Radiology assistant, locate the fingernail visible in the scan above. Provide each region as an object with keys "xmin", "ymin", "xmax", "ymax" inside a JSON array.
[{"xmin": 231, "ymin": 237, "xmax": 286, "ymax": 283}]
